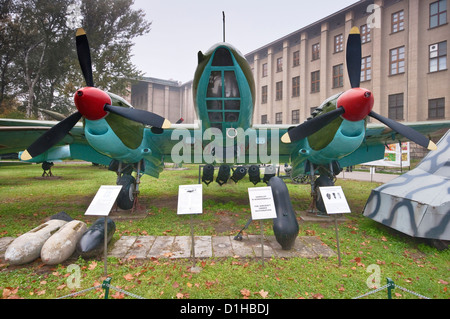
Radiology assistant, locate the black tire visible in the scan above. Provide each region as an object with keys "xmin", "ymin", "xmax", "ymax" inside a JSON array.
[
  {"xmin": 314, "ymin": 175, "xmax": 334, "ymax": 213},
  {"xmin": 117, "ymin": 175, "xmax": 136, "ymax": 210}
]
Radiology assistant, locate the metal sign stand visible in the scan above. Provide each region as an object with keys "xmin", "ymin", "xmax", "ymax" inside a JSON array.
[
  {"xmin": 318, "ymin": 186, "xmax": 351, "ymax": 267},
  {"xmin": 85, "ymin": 185, "xmax": 122, "ymax": 276},
  {"xmin": 260, "ymin": 220, "xmax": 265, "ymax": 267},
  {"xmin": 190, "ymin": 214, "xmax": 196, "ymax": 270},
  {"xmin": 177, "ymin": 184, "xmax": 203, "ymax": 272},
  {"xmin": 248, "ymin": 186, "xmax": 277, "ymax": 267},
  {"xmin": 334, "ymin": 215, "xmax": 342, "ymax": 266}
]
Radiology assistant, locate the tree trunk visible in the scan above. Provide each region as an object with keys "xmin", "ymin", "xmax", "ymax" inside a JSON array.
[{"xmin": 24, "ymin": 40, "xmax": 47, "ymax": 118}]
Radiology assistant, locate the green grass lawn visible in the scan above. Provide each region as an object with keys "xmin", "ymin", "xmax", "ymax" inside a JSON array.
[{"xmin": 0, "ymin": 163, "xmax": 448, "ymax": 299}]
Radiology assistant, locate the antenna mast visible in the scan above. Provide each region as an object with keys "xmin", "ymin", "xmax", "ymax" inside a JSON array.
[{"xmin": 222, "ymin": 11, "xmax": 225, "ymax": 42}]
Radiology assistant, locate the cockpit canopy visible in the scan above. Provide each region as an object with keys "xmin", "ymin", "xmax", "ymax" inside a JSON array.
[{"xmin": 193, "ymin": 43, "xmax": 255, "ymax": 132}]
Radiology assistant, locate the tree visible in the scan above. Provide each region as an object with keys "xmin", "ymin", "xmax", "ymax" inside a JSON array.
[
  {"xmin": 0, "ymin": 0, "xmax": 151, "ymax": 118},
  {"xmin": 80, "ymin": 0, "xmax": 151, "ymax": 93},
  {"xmin": 16, "ymin": 0, "xmax": 72, "ymax": 117}
]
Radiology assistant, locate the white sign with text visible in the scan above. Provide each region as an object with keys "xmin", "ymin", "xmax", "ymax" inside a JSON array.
[
  {"xmin": 85, "ymin": 185, "xmax": 122, "ymax": 216},
  {"xmin": 319, "ymin": 186, "xmax": 351, "ymax": 214},
  {"xmin": 248, "ymin": 186, "xmax": 277, "ymax": 220},
  {"xmin": 177, "ymin": 184, "xmax": 203, "ymax": 215}
]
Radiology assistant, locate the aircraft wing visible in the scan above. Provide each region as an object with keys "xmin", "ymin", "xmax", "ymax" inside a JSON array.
[
  {"xmin": 253, "ymin": 120, "xmax": 450, "ymax": 176},
  {"xmin": 338, "ymin": 120, "xmax": 450, "ymax": 168},
  {"xmin": 364, "ymin": 120, "xmax": 450, "ymax": 145},
  {"xmin": 0, "ymin": 118, "xmax": 112, "ymax": 165}
]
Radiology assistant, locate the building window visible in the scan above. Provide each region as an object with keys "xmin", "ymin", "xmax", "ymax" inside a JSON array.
[
  {"xmin": 334, "ymin": 34, "xmax": 344, "ymax": 53},
  {"xmin": 276, "ymin": 81, "xmax": 283, "ymax": 100},
  {"xmin": 261, "ymin": 85, "xmax": 268, "ymax": 104},
  {"xmin": 361, "ymin": 56, "xmax": 372, "ymax": 82},
  {"xmin": 333, "ymin": 64, "xmax": 344, "ymax": 88},
  {"xmin": 430, "ymin": 0, "xmax": 447, "ymax": 28},
  {"xmin": 392, "ymin": 10, "xmax": 405, "ymax": 33},
  {"xmin": 429, "ymin": 41, "xmax": 447, "ymax": 72},
  {"xmin": 275, "ymin": 112, "xmax": 282, "ymax": 124},
  {"xmin": 262, "ymin": 63, "xmax": 268, "ymax": 77},
  {"xmin": 390, "ymin": 46, "xmax": 405, "ymax": 75},
  {"xmin": 292, "ymin": 76, "xmax": 300, "ymax": 97},
  {"xmin": 428, "ymin": 98, "xmax": 445, "ymax": 119},
  {"xmin": 361, "ymin": 24, "xmax": 371, "ymax": 43},
  {"xmin": 293, "ymin": 50, "xmax": 300, "ymax": 67},
  {"xmin": 261, "ymin": 114, "xmax": 268, "ymax": 124},
  {"xmin": 276, "ymin": 57, "xmax": 283, "ymax": 72},
  {"xmin": 311, "ymin": 71, "xmax": 320, "ymax": 93},
  {"xmin": 388, "ymin": 93, "xmax": 404, "ymax": 120},
  {"xmin": 292, "ymin": 110, "xmax": 300, "ymax": 124},
  {"xmin": 312, "ymin": 43, "xmax": 320, "ymax": 60}
]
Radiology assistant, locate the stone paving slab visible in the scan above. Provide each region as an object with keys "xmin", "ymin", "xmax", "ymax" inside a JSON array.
[{"xmin": 108, "ymin": 235, "xmax": 336, "ymax": 259}]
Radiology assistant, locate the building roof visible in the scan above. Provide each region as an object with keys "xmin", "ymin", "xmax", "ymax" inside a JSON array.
[{"xmin": 245, "ymin": 0, "xmax": 370, "ymax": 60}]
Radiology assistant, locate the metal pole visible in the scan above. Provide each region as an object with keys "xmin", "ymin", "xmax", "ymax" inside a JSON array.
[
  {"xmin": 387, "ymin": 278, "xmax": 395, "ymax": 299},
  {"xmin": 260, "ymin": 220, "xmax": 264, "ymax": 267},
  {"xmin": 222, "ymin": 11, "xmax": 226, "ymax": 42},
  {"xmin": 102, "ymin": 277, "xmax": 112, "ymax": 299},
  {"xmin": 104, "ymin": 217, "xmax": 108, "ymax": 276},
  {"xmin": 334, "ymin": 215, "xmax": 342, "ymax": 266},
  {"xmin": 190, "ymin": 214, "xmax": 195, "ymax": 268}
]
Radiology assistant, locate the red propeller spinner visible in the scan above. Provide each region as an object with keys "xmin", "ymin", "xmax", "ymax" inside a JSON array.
[
  {"xmin": 337, "ymin": 88, "xmax": 374, "ymax": 122},
  {"xmin": 74, "ymin": 87, "xmax": 111, "ymax": 121}
]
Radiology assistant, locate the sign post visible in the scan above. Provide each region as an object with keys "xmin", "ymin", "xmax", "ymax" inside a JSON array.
[
  {"xmin": 85, "ymin": 185, "xmax": 122, "ymax": 275},
  {"xmin": 318, "ymin": 186, "xmax": 351, "ymax": 266},
  {"xmin": 177, "ymin": 184, "xmax": 202, "ymax": 271},
  {"xmin": 248, "ymin": 186, "xmax": 277, "ymax": 266}
]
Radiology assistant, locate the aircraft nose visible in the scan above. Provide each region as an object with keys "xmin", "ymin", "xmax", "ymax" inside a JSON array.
[
  {"xmin": 73, "ymin": 87, "xmax": 111, "ymax": 121},
  {"xmin": 212, "ymin": 47, "xmax": 234, "ymax": 66},
  {"xmin": 338, "ymin": 88, "xmax": 374, "ymax": 122}
]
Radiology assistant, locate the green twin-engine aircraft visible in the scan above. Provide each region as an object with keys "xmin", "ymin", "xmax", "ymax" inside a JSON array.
[{"xmin": 0, "ymin": 27, "xmax": 449, "ymax": 212}]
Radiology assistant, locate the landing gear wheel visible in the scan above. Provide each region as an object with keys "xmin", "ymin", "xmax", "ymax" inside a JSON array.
[
  {"xmin": 314, "ymin": 175, "xmax": 334, "ymax": 214},
  {"xmin": 117, "ymin": 175, "xmax": 136, "ymax": 210}
]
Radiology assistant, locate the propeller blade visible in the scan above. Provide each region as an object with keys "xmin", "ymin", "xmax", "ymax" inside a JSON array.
[
  {"xmin": 76, "ymin": 28, "xmax": 94, "ymax": 87},
  {"xmin": 20, "ymin": 112, "xmax": 83, "ymax": 160},
  {"xmin": 369, "ymin": 111, "xmax": 437, "ymax": 150},
  {"xmin": 104, "ymin": 104, "xmax": 171, "ymax": 129},
  {"xmin": 281, "ymin": 107, "xmax": 345, "ymax": 143},
  {"xmin": 346, "ymin": 26, "xmax": 362, "ymax": 89}
]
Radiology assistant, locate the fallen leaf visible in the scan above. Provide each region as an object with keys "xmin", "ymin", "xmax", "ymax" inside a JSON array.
[
  {"xmin": 172, "ymin": 282, "xmax": 179, "ymax": 288},
  {"xmin": 176, "ymin": 292, "xmax": 184, "ymax": 299},
  {"xmin": 240, "ymin": 288, "xmax": 251, "ymax": 299},
  {"xmin": 88, "ymin": 261, "xmax": 97, "ymax": 270},
  {"xmin": 123, "ymin": 273, "xmax": 134, "ymax": 281},
  {"xmin": 312, "ymin": 293, "xmax": 324, "ymax": 299},
  {"xmin": 111, "ymin": 291, "xmax": 125, "ymax": 299},
  {"xmin": 258, "ymin": 289, "xmax": 269, "ymax": 298}
]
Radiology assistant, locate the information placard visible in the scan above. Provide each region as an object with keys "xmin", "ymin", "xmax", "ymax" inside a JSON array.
[
  {"xmin": 319, "ymin": 186, "xmax": 351, "ymax": 214},
  {"xmin": 85, "ymin": 185, "xmax": 122, "ymax": 216},
  {"xmin": 177, "ymin": 184, "xmax": 203, "ymax": 215},
  {"xmin": 248, "ymin": 186, "xmax": 277, "ymax": 220}
]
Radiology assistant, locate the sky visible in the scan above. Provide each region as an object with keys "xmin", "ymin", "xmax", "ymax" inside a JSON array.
[{"xmin": 130, "ymin": 0, "xmax": 358, "ymax": 83}]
